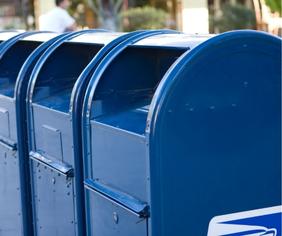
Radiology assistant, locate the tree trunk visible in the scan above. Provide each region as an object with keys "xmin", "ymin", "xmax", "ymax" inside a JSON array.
[{"xmin": 87, "ymin": 0, "xmax": 123, "ymax": 30}]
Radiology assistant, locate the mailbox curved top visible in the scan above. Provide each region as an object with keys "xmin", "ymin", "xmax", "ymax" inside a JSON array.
[
  {"xmin": 82, "ymin": 31, "xmax": 209, "ymax": 121},
  {"xmin": 0, "ymin": 31, "xmax": 20, "ymax": 42},
  {"xmin": 134, "ymin": 33, "xmax": 212, "ymax": 48},
  {"xmin": 0, "ymin": 31, "xmax": 57, "ymax": 57},
  {"xmin": 146, "ymin": 30, "xmax": 281, "ymax": 235},
  {"xmin": 19, "ymin": 32, "xmax": 59, "ymax": 42},
  {"xmin": 147, "ymin": 30, "xmax": 281, "ymax": 147},
  {"xmin": 68, "ymin": 32, "xmax": 125, "ymax": 45},
  {"xmin": 26, "ymin": 30, "xmax": 126, "ymax": 113},
  {"xmin": 0, "ymin": 31, "xmax": 59, "ymax": 98}
]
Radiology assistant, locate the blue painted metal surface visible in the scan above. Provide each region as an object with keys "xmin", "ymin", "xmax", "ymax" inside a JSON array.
[
  {"xmin": 0, "ymin": 32, "xmax": 51, "ymax": 58},
  {"xmin": 0, "ymin": 31, "xmax": 21, "ymax": 46},
  {"xmin": 14, "ymin": 32, "xmax": 68, "ymax": 236},
  {"xmin": 70, "ymin": 29, "xmax": 149, "ymax": 236},
  {"xmin": 0, "ymin": 31, "xmax": 59, "ymax": 236},
  {"xmin": 82, "ymin": 30, "xmax": 281, "ymax": 235},
  {"xmin": 0, "ymin": 29, "xmax": 280, "ymax": 236},
  {"xmin": 0, "ymin": 31, "xmax": 21, "ymax": 49},
  {"xmin": 26, "ymin": 30, "xmax": 144, "ymax": 236},
  {"xmin": 81, "ymin": 29, "xmax": 185, "ymax": 236},
  {"xmin": 146, "ymin": 30, "xmax": 281, "ymax": 235},
  {"xmin": 26, "ymin": 29, "xmax": 106, "ymax": 236}
]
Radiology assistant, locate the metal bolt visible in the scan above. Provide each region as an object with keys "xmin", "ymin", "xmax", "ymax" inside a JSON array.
[{"xmin": 52, "ymin": 177, "xmax": 56, "ymax": 184}]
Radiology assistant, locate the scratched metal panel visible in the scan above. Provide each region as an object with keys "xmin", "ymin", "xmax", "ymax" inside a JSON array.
[
  {"xmin": 0, "ymin": 142, "xmax": 22, "ymax": 236},
  {"xmin": 31, "ymin": 161, "xmax": 76, "ymax": 236},
  {"xmin": 87, "ymin": 189, "xmax": 147, "ymax": 236}
]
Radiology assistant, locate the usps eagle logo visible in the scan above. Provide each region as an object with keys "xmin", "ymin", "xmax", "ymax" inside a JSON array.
[{"xmin": 208, "ymin": 206, "xmax": 281, "ymax": 236}]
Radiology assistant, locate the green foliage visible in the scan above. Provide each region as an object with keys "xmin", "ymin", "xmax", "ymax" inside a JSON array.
[
  {"xmin": 128, "ymin": 0, "xmax": 148, "ymax": 7},
  {"xmin": 212, "ymin": 3, "xmax": 256, "ymax": 32},
  {"xmin": 121, "ymin": 6, "xmax": 168, "ymax": 31},
  {"xmin": 265, "ymin": 0, "xmax": 282, "ymax": 15}
]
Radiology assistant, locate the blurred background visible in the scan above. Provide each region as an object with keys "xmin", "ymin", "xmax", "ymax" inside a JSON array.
[{"xmin": 0, "ymin": 0, "xmax": 281, "ymax": 35}]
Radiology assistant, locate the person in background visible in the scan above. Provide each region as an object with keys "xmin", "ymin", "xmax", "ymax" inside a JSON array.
[{"xmin": 39, "ymin": 0, "xmax": 76, "ymax": 33}]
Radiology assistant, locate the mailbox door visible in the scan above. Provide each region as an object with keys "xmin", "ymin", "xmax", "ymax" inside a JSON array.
[
  {"xmin": 0, "ymin": 142, "xmax": 22, "ymax": 236},
  {"xmin": 31, "ymin": 160, "xmax": 75, "ymax": 236},
  {"xmin": 86, "ymin": 188, "xmax": 148, "ymax": 236}
]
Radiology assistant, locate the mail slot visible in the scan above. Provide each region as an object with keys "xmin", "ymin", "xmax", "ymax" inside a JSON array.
[
  {"xmin": 82, "ymin": 30, "xmax": 281, "ymax": 235},
  {"xmin": 25, "ymin": 30, "xmax": 147, "ymax": 236},
  {"xmin": 0, "ymin": 31, "xmax": 60, "ymax": 236}
]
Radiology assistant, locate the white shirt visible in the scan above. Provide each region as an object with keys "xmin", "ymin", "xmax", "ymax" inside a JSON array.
[{"xmin": 39, "ymin": 7, "xmax": 75, "ymax": 33}]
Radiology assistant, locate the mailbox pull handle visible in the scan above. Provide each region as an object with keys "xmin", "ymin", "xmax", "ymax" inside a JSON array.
[
  {"xmin": 0, "ymin": 137, "xmax": 17, "ymax": 151},
  {"xmin": 29, "ymin": 151, "xmax": 73, "ymax": 177},
  {"xmin": 84, "ymin": 179, "xmax": 149, "ymax": 218}
]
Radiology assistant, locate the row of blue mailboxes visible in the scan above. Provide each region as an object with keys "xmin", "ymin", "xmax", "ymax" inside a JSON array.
[{"xmin": 0, "ymin": 29, "xmax": 281, "ymax": 236}]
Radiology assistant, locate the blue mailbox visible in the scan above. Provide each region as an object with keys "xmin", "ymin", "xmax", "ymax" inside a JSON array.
[
  {"xmin": 0, "ymin": 31, "xmax": 21, "ymax": 48},
  {"xmin": 82, "ymin": 30, "xmax": 281, "ymax": 236},
  {"xmin": 26, "ymin": 30, "xmax": 149, "ymax": 236},
  {"xmin": 0, "ymin": 32, "xmax": 60, "ymax": 236}
]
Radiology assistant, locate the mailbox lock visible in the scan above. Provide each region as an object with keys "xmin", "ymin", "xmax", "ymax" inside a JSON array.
[{"xmin": 113, "ymin": 212, "xmax": 119, "ymax": 224}]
